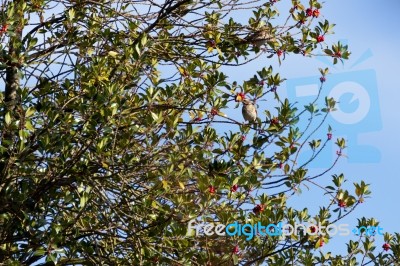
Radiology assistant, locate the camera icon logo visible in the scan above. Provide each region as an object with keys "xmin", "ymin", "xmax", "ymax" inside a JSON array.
[{"xmin": 286, "ymin": 69, "xmax": 382, "ymax": 167}]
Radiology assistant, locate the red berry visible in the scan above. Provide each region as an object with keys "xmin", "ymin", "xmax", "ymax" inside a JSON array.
[
  {"xmin": 327, "ymin": 133, "xmax": 332, "ymax": 140},
  {"xmin": 232, "ymin": 245, "xmax": 240, "ymax": 254},
  {"xmin": 253, "ymin": 204, "xmax": 264, "ymax": 215},
  {"xmin": 320, "ymin": 76, "xmax": 326, "ymax": 83},
  {"xmin": 208, "ymin": 40, "xmax": 216, "ymax": 48},
  {"xmin": 313, "ymin": 9, "xmax": 320, "ymax": 18},
  {"xmin": 279, "ymin": 163, "xmax": 283, "ymax": 169},
  {"xmin": 208, "ymin": 185, "xmax": 216, "ymax": 194},
  {"xmin": 277, "ymin": 49, "xmax": 283, "ymax": 57},
  {"xmin": 310, "ymin": 226, "xmax": 317, "ymax": 233},
  {"xmin": 210, "ymin": 108, "xmax": 218, "ymax": 116},
  {"xmin": 383, "ymin": 243, "xmax": 391, "ymax": 251},
  {"xmin": 306, "ymin": 8, "xmax": 313, "ymax": 17},
  {"xmin": 241, "ymin": 135, "xmax": 246, "ymax": 141},
  {"xmin": 0, "ymin": 24, "xmax": 8, "ymax": 34},
  {"xmin": 231, "ymin": 184, "xmax": 238, "ymax": 192},
  {"xmin": 253, "ymin": 205, "xmax": 261, "ymax": 214},
  {"xmin": 270, "ymin": 117, "xmax": 279, "ymax": 125},
  {"xmin": 319, "ymin": 239, "xmax": 325, "ymax": 247},
  {"xmin": 317, "ymin": 35, "xmax": 324, "ymax": 43},
  {"xmin": 338, "ymin": 199, "xmax": 346, "ymax": 208},
  {"xmin": 258, "ymin": 80, "xmax": 265, "ymax": 86},
  {"xmin": 334, "ymin": 51, "xmax": 342, "ymax": 58}
]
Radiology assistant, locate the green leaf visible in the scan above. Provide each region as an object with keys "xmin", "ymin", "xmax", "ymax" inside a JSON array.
[
  {"xmin": 135, "ymin": 43, "xmax": 141, "ymax": 57},
  {"xmin": 68, "ymin": 8, "xmax": 75, "ymax": 21},
  {"xmin": 80, "ymin": 192, "xmax": 89, "ymax": 209},
  {"xmin": 25, "ymin": 120, "xmax": 34, "ymax": 131},
  {"xmin": 28, "ymin": 37, "xmax": 38, "ymax": 48},
  {"xmin": 108, "ymin": 51, "xmax": 118, "ymax": 57},
  {"xmin": 150, "ymin": 112, "xmax": 158, "ymax": 121},
  {"xmin": 232, "ymin": 177, "xmax": 239, "ymax": 185},
  {"xmin": 33, "ymin": 248, "xmax": 46, "ymax": 256},
  {"xmin": 5, "ymin": 112, "xmax": 11, "ymax": 125},
  {"xmin": 25, "ymin": 107, "xmax": 35, "ymax": 117},
  {"xmin": 140, "ymin": 34, "xmax": 148, "ymax": 46},
  {"xmin": 232, "ymin": 254, "xmax": 239, "ymax": 265}
]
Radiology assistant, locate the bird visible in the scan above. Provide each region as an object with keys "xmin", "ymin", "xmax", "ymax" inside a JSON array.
[
  {"xmin": 245, "ymin": 26, "xmax": 275, "ymax": 48},
  {"xmin": 242, "ymin": 98, "xmax": 257, "ymax": 122}
]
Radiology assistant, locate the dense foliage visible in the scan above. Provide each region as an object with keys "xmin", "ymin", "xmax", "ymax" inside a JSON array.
[{"xmin": 0, "ymin": 0, "xmax": 398, "ymax": 265}]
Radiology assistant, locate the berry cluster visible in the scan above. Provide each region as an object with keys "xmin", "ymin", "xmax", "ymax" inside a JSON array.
[
  {"xmin": 306, "ymin": 8, "xmax": 320, "ymax": 18},
  {"xmin": 253, "ymin": 204, "xmax": 265, "ymax": 215},
  {"xmin": 0, "ymin": 24, "xmax": 8, "ymax": 35},
  {"xmin": 382, "ymin": 243, "xmax": 391, "ymax": 251}
]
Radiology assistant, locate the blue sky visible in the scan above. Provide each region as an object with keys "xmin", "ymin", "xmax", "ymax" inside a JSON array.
[
  {"xmin": 320, "ymin": 0, "xmax": 400, "ymax": 252},
  {"xmin": 221, "ymin": 0, "xmax": 400, "ymax": 254},
  {"xmin": 283, "ymin": 0, "xmax": 400, "ymax": 254}
]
